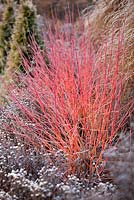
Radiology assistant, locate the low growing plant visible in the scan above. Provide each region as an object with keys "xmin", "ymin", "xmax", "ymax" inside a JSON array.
[{"xmin": 7, "ymin": 23, "xmax": 133, "ymax": 177}]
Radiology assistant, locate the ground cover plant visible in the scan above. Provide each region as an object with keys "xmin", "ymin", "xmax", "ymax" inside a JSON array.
[{"xmin": 5, "ymin": 16, "xmax": 133, "ymax": 181}]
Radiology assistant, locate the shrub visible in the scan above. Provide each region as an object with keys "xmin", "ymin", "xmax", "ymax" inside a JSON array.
[
  {"xmin": 8, "ymin": 23, "xmax": 133, "ymax": 177},
  {"xmin": 0, "ymin": 0, "xmax": 46, "ymax": 104},
  {"xmin": 6, "ymin": 0, "xmax": 44, "ymax": 74},
  {"xmin": 0, "ymin": 0, "xmax": 15, "ymax": 74}
]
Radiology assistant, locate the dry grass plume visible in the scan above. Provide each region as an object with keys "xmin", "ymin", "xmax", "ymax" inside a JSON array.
[{"xmin": 83, "ymin": 0, "xmax": 134, "ymax": 101}]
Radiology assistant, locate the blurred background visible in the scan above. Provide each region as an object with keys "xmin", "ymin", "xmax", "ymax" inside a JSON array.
[
  {"xmin": 0, "ymin": 0, "xmax": 94, "ymax": 22},
  {"xmin": 32, "ymin": 0, "xmax": 93, "ymax": 20}
]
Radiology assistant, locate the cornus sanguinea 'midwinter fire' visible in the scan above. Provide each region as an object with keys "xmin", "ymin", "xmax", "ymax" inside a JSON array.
[{"xmin": 8, "ymin": 23, "xmax": 133, "ymax": 176}]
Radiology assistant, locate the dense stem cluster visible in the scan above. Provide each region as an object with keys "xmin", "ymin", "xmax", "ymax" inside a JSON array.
[{"xmin": 8, "ymin": 24, "xmax": 132, "ymax": 175}]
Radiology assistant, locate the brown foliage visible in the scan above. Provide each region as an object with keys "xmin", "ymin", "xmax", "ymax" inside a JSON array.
[
  {"xmin": 83, "ymin": 0, "xmax": 134, "ymax": 101},
  {"xmin": 33, "ymin": 0, "xmax": 89, "ymax": 20}
]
